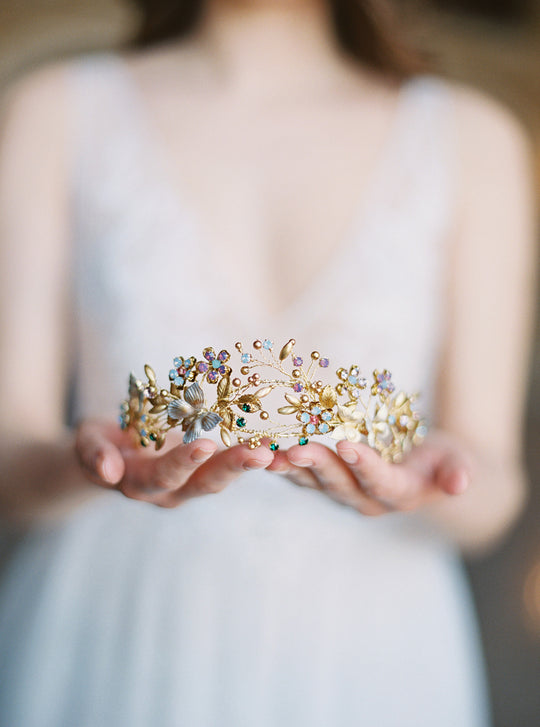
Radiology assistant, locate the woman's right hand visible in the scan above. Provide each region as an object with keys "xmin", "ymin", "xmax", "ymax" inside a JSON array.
[{"xmin": 75, "ymin": 419, "xmax": 274, "ymax": 508}]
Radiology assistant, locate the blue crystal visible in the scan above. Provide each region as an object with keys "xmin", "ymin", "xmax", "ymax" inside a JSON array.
[
  {"xmin": 348, "ymin": 375, "xmax": 357, "ymax": 385},
  {"xmin": 173, "ymin": 357, "xmax": 183, "ymax": 367},
  {"xmin": 212, "ymin": 359, "xmax": 221, "ymax": 369},
  {"xmin": 300, "ymin": 412, "xmax": 310, "ymax": 423},
  {"xmin": 241, "ymin": 353, "xmax": 251, "ymax": 364},
  {"xmin": 319, "ymin": 422, "xmax": 330, "ymax": 433},
  {"xmin": 306, "ymin": 424, "xmax": 316, "ymax": 434},
  {"xmin": 140, "ymin": 428, "xmax": 147, "ymax": 437},
  {"xmin": 321, "ymin": 411, "xmax": 332, "ymax": 421},
  {"xmin": 388, "ymin": 414, "xmax": 396, "ymax": 425},
  {"xmin": 263, "ymin": 339, "xmax": 273, "ymax": 350},
  {"xmin": 174, "ymin": 376, "xmax": 184, "ymax": 387},
  {"xmin": 141, "ymin": 415, "xmax": 147, "ymax": 422},
  {"xmin": 169, "ymin": 369, "xmax": 177, "ymax": 380},
  {"xmin": 311, "ymin": 405, "xmax": 321, "ymax": 415}
]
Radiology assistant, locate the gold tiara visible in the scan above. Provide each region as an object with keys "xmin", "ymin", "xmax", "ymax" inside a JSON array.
[{"xmin": 119, "ymin": 339, "xmax": 428, "ymax": 462}]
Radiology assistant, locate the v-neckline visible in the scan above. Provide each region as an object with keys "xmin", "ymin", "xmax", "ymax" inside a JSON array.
[{"xmin": 107, "ymin": 51, "xmax": 421, "ymax": 331}]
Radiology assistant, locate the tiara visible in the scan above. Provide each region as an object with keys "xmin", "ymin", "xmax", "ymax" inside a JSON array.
[{"xmin": 119, "ymin": 339, "xmax": 428, "ymax": 462}]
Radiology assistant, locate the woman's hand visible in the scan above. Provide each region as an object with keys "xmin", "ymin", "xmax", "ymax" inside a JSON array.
[
  {"xmin": 267, "ymin": 431, "xmax": 473, "ymax": 516},
  {"xmin": 75, "ymin": 419, "xmax": 274, "ymax": 508}
]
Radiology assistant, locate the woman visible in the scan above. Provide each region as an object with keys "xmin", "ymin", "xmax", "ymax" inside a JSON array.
[{"xmin": 0, "ymin": 0, "xmax": 536, "ymax": 725}]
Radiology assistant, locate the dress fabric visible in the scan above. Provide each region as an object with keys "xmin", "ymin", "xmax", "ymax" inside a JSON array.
[{"xmin": 0, "ymin": 52, "xmax": 492, "ymax": 727}]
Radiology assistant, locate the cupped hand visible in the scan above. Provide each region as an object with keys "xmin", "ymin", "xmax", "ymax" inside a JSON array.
[
  {"xmin": 75, "ymin": 418, "xmax": 274, "ymax": 508},
  {"xmin": 266, "ymin": 431, "xmax": 473, "ymax": 516}
]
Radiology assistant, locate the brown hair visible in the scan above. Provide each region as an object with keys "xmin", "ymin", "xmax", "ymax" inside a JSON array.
[{"xmin": 131, "ymin": 0, "xmax": 425, "ymax": 78}]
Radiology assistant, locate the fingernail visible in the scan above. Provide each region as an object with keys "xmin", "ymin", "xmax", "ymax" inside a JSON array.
[
  {"xmin": 339, "ymin": 449, "xmax": 358, "ymax": 465},
  {"xmin": 453, "ymin": 472, "xmax": 469, "ymax": 494},
  {"xmin": 290, "ymin": 458, "xmax": 313, "ymax": 467},
  {"xmin": 243, "ymin": 459, "xmax": 266, "ymax": 470},
  {"xmin": 95, "ymin": 453, "xmax": 114, "ymax": 484},
  {"xmin": 192, "ymin": 448, "xmax": 214, "ymax": 464},
  {"xmin": 101, "ymin": 458, "xmax": 117, "ymax": 484}
]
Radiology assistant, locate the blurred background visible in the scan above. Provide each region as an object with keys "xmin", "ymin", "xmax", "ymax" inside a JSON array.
[{"xmin": 0, "ymin": 1, "xmax": 539, "ymax": 724}]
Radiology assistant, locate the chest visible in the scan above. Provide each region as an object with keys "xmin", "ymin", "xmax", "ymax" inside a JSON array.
[
  {"xmin": 73, "ymin": 65, "xmax": 453, "ymax": 423},
  {"xmin": 122, "ymin": 90, "xmax": 409, "ymax": 314}
]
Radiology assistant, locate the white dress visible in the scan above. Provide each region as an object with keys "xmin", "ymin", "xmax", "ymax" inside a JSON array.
[{"xmin": 0, "ymin": 52, "xmax": 492, "ymax": 727}]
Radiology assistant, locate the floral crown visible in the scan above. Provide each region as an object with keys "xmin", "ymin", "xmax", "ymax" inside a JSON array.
[{"xmin": 120, "ymin": 338, "xmax": 428, "ymax": 462}]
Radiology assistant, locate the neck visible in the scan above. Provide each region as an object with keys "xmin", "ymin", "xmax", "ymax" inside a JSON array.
[{"xmin": 188, "ymin": 0, "xmax": 359, "ymax": 97}]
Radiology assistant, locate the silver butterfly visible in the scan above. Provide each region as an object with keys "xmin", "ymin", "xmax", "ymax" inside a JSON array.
[{"xmin": 168, "ymin": 381, "xmax": 222, "ymax": 444}]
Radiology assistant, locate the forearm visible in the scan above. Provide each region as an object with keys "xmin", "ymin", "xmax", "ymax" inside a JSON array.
[
  {"xmin": 0, "ymin": 428, "xmax": 100, "ymax": 526},
  {"xmin": 420, "ymin": 438, "xmax": 528, "ymax": 557}
]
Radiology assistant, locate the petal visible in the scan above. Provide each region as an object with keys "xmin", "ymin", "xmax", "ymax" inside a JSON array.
[
  {"xmin": 183, "ymin": 417, "xmax": 203, "ymax": 444},
  {"xmin": 330, "ymin": 424, "xmax": 347, "ymax": 441},
  {"xmin": 168, "ymin": 399, "xmax": 194, "ymax": 421},
  {"xmin": 344, "ymin": 423, "xmax": 362, "ymax": 443},
  {"xmin": 184, "ymin": 381, "xmax": 205, "ymax": 409},
  {"xmin": 200, "ymin": 411, "xmax": 222, "ymax": 432}
]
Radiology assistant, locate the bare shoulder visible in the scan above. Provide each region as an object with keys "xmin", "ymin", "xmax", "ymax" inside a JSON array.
[
  {"xmin": 0, "ymin": 57, "xmax": 89, "ymax": 163},
  {"xmin": 444, "ymin": 80, "xmax": 533, "ymax": 183},
  {"xmin": 1, "ymin": 60, "xmax": 71, "ymax": 129}
]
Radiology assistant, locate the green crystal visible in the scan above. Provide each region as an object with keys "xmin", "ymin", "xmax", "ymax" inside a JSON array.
[
  {"xmin": 269, "ymin": 441, "xmax": 279, "ymax": 451},
  {"xmin": 140, "ymin": 438, "xmax": 148, "ymax": 447},
  {"xmin": 299, "ymin": 436, "xmax": 309, "ymax": 446},
  {"xmin": 241, "ymin": 403, "xmax": 251, "ymax": 412},
  {"xmin": 149, "ymin": 433, "xmax": 157, "ymax": 441},
  {"xmin": 236, "ymin": 417, "xmax": 246, "ymax": 428}
]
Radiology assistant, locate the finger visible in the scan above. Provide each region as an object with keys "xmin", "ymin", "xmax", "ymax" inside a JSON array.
[
  {"xmin": 336, "ymin": 441, "xmax": 413, "ymax": 507},
  {"xmin": 162, "ymin": 444, "xmax": 275, "ymax": 506},
  {"xmin": 267, "ymin": 448, "xmax": 326, "ymax": 490},
  {"xmin": 122, "ymin": 438, "xmax": 217, "ymax": 496},
  {"xmin": 75, "ymin": 419, "xmax": 126, "ymax": 487},
  {"xmin": 288, "ymin": 443, "xmax": 388, "ymax": 514},
  {"xmin": 435, "ymin": 455, "xmax": 471, "ymax": 496}
]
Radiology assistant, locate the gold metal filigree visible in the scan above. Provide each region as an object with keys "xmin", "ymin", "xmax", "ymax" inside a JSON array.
[{"xmin": 119, "ymin": 338, "xmax": 428, "ymax": 460}]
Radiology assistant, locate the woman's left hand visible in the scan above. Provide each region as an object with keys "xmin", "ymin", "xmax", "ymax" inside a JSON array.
[{"xmin": 266, "ymin": 431, "xmax": 473, "ymax": 516}]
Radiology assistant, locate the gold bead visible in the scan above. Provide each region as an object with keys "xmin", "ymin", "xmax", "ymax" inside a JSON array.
[
  {"xmin": 248, "ymin": 442, "xmax": 257, "ymax": 449},
  {"xmin": 237, "ymin": 437, "xmax": 245, "ymax": 444},
  {"xmin": 253, "ymin": 340, "xmax": 262, "ymax": 349},
  {"xmin": 241, "ymin": 366, "xmax": 249, "ymax": 375},
  {"xmin": 311, "ymin": 351, "xmax": 320, "ymax": 360},
  {"xmin": 160, "ymin": 389, "xmax": 169, "ymax": 397},
  {"xmin": 235, "ymin": 341, "xmax": 242, "ymax": 351},
  {"xmin": 316, "ymin": 380, "xmax": 323, "ymax": 388},
  {"xmin": 300, "ymin": 394, "xmax": 309, "ymax": 403},
  {"xmin": 260, "ymin": 411, "xmax": 269, "ymax": 420},
  {"xmin": 232, "ymin": 378, "xmax": 241, "ymax": 387},
  {"xmin": 292, "ymin": 369, "xmax": 301, "ymax": 378}
]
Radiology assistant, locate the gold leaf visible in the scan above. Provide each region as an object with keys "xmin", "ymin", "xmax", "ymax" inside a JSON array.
[
  {"xmin": 221, "ymin": 428, "xmax": 232, "ymax": 447},
  {"xmin": 155, "ymin": 435, "xmax": 165, "ymax": 451},
  {"xmin": 149, "ymin": 403, "xmax": 168, "ymax": 414},
  {"xmin": 217, "ymin": 375, "xmax": 232, "ymax": 402},
  {"xmin": 279, "ymin": 340, "xmax": 294, "ymax": 361},
  {"xmin": 255, "ymin": 385, "xmax": 273, "ymax": 398},
  {"xmin": 395, "ymin": 391, "xmax": 406, "ymax": 407},
  {"xmin": 237, "ymin": 395, "xmax": 262, "ymax": 412},
  {"xmin": 220, "ymin": 409, "xmax": 233, "ymax": 429},
  {"xmin": 284, "ymin": 394, "xmax": 301, "ymax": 407},
  {"xmin": 144, "ymin": 364, "xmax": 156, "ymax": 383},
  {"xmin": 320, "ymin": 385, "xmax": 337, "ymax": 409},
  {"xmin": 278, "ymin": 406, "xmax": 298, "ymax": 415}
]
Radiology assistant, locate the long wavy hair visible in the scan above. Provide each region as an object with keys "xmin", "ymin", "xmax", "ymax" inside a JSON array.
[{"xmin": 131, "ymin": 0, "xmax": 425, "ymax": 78}]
